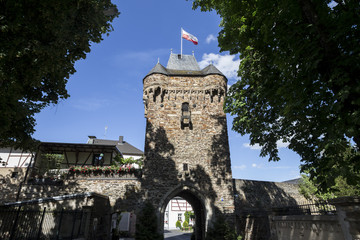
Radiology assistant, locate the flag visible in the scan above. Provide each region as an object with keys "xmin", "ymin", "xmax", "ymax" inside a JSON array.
[{"xmin": 182, "ymin": 29, "xmax": 198, "ymax": 45}]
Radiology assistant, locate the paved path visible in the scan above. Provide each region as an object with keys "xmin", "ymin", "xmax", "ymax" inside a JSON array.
[{"xmin": 164, "ymin": 229, "xmax": 192, "ymax": 240}]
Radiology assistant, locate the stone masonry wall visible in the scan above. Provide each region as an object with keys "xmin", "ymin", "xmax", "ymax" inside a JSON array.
[
  {"xmin": 1, "ymin": 177, "xmax": 142, "ymax": 212},
  {"xmin": 233, "ymin": 179, "xmax": 307, "ymax": 240}
]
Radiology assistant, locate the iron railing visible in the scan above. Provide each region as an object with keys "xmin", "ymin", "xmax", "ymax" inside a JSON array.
[
  {"xmin": 271, "ymin": 200, "xmax": 337, "ymax": 216},
  {"xmin": 0, "ymin": 206, "xmax": 89, "ymax": 240}
]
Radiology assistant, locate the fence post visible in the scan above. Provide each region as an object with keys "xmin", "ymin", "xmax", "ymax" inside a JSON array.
[
  {"xmin": 77, "ymin": 210, "xmax": 84, "ymax": 238},
  {"xmin": 9, "ymin": 206, "xmax": 21, "ymax": 240},
  {"xmin": 37, "ymin": 207, "xmax": 46, "ymax": 240},
  {"xmin": 70, "ymin": 210, "xmax": 78, "ymax": 239},
  {"xmin": 329, "ymin": 196, "xmax": 360, "ymax": 240},
  {"xmin": 57, "ymin": 208, "xmax": 64, "ymax": 240}
]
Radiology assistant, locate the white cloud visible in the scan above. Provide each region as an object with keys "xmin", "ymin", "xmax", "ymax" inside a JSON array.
[
  {"xmin": 205, "ymin": 34, "xmax": 217, "ymax": 44},
  {"xmin": 233, "ymin": 164, "xmax": 246, "ymax": 170},
  {"xmin": 243, "ymin": 143, "xmax": 262, "ymax": 150},
  {"xmin": 243, "ymin": 140, "xmax": 289, "ymax": 150},
  {"xmin": 72, "ymin": 99, "xmax": 110, "ymax": 111},
  {"xmin": 276, "ymin": 140, "xmax": 289, "ymax": 148},
  {"xmin": 198, "ymin": 53, "xmax": 240, "ymax": 80},
  {"xmin": 271, "ymin": 166, "xmax": 292, "ymax": 169}
]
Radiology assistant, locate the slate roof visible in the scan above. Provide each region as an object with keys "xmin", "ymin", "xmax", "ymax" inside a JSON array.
[
  {"xmin": 39, "ymin": 142, "xmax": 121, "ymax": 154},
  {"xmin": 144, "ymin": 53, "xmax": 226, "ymax": 80},
  {"xmin": 91, "ymin": 138, "xmax": 144, "ymax": 156},
  {"xmin": 167, "ymin": 53, "xmax": 200, "ymax": 71}
]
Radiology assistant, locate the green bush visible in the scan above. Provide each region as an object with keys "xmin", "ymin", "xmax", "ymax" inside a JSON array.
[
  {"xmin": 184, "ymin": 211, "xmax": 193, "ymax": 223},
  {"xmin": 205, "ymin": 216, "xmax": 241, "ymax": 240},
  {"xmin": 183, "ymin": 220, "xmax": 189, "ymax": 228},
  {"xmin": 176, "ymin": 220, "xmax": 182, "ymax": 229},
  {"xmin": 135, "ymin": 201, "xmax": 162, "ymax": 240}
]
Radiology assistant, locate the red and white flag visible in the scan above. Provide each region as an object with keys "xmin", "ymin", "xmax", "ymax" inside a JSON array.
[{"xmin": 182, "ymin": 29, "xmax": 198, "ymax": 45}]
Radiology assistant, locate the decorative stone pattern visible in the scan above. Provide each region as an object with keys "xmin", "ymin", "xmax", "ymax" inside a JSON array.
[{"xmin": 142, "ymin": 70, "xmax": 235, "ymax": 236}]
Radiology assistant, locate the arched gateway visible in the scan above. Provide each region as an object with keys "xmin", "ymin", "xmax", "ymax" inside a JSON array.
[{"xmin": 141, "ymin": 53, "xmax": 235, "ymax": 239}]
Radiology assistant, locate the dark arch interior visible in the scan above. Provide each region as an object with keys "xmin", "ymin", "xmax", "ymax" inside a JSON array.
[{"xmin": 163, "ymin": 190, "xmax": 205, "ymax": 240}]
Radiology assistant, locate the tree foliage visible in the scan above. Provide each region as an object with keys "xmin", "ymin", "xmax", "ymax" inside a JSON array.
[
  {"xmin": 192, "ymin": 0, "xmax": 360, "ymax": 189},
  {"xmin": 205, "ymin": 216, "xmax": 240, "ymax": 240},
  {"xmin": 299, "ymin": 171, "xmax": 360, "ymax": 200},
  {"xmin": 135, "ymin": 201, "xmax": 162, "ymax": 240},
  {"xmin": 112, "ymin": 155, "xmax": 143, "ymax": 167},
  {"xmin": 184, "ymin": 210, "xmax": 194, "ymax": 223},
  {"xmin": 0, "ymin": 0, "xmax": 119, "ymax": 150}
]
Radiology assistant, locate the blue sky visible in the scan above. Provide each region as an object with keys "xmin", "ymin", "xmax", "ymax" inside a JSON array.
[{"xmin": 33, "ymin": 0, "xmax": 301, "ymax": 182}]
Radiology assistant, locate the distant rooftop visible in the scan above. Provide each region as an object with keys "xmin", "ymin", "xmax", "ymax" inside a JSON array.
[
  {"xmin": 144, "ymin": 53, "xmax": 226, "ymax": 80},
  {"xmin": 282, "ymin": 178, "xmax": 302, "ymax": 185},
  {"xmin": 87, "ymin": 136, "xmax": 143, "ymax": 156}
]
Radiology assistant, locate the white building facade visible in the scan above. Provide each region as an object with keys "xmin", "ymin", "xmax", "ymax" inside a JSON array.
[{"xmin": 164, "ymin": 197, "xmax": 194, "ymax": 230}]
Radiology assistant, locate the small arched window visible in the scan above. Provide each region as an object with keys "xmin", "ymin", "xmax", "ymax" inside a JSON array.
[
  {"xmin": 182, "ymin": 102, "xmax": 189, "ymax": 112},
  {"xmin": 181, "ymin": 102, "xmax": 192, "ymax": 130}
]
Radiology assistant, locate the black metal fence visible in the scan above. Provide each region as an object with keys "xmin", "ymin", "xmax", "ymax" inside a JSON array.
[
  {"xmin": 271, "ymin": 199, "xmax": 337, "ymax": 216},
  {"xmin": 0, "ymin": 206, "xmax": 90, "ymax": 240}
]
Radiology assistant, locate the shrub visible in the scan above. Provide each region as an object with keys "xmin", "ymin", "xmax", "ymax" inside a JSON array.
[
  {"xmin": 135, "ymin": 201, "xmax": 162, "ymax": 240},
  {"xmin": 183, "ymin": 220, "xmax": 189, "ymax": 229},
  {"xmin": 184, "ymin": 211, "xmax": 193, "ymax": 223},
  {"xmin": 176, "ymin": 220, "xmax": 182, "ymax": 229},
  {"xmin": 205, "ymin": 216, "xmax": 241, "ymax": 240}
]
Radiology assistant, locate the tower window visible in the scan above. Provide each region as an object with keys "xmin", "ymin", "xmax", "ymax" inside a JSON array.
[
  {"xmin": 183, "ymin": 163, "xmax": 188, "ymax": 171},
  {"xmin": 181, "ymin": 102, "xmax": 192, "ymax": 129},
  {"xmin": 182, "ymin": 102, "xmax": 189, "ymax": 112}
]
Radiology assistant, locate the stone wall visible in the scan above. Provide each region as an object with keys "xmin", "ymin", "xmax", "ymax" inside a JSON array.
[
  {"xmin": 270, "ymin": 215, "xmax": 344, "ymax": 240},
  {"xmin": 233, "ymin": 179, "xmax": 307, "ymax": 239},
  {"xmin": 234, "ymin": 179, "xmax": 307, "ymax": 212}
]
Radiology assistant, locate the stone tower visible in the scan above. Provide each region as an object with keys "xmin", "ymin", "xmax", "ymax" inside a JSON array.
[{"xmin": 142, "ymin": 53, "xmax": 234, "ymax": 239}]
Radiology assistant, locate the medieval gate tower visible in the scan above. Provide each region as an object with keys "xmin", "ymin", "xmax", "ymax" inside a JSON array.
[{"xmin": 142, "ymin": 53, "xmax": 235, "ymax": 238}]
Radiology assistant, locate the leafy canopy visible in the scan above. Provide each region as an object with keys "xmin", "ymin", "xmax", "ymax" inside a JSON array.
[
  {"xmin": 0, "ymin": 0, "xmax": 119, "ymax": 150},
  {"xmin": 192, "ymin": 0, "xmax": 360, "ymax": 189},
  {"xmin": 299, "ymin": 171, "xmax": 360, "ymax": 200}
]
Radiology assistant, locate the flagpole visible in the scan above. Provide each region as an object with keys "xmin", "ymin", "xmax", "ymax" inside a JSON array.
[{"xmin": 180, "ymin": 27, "xmax": 183, "ymax": 58}]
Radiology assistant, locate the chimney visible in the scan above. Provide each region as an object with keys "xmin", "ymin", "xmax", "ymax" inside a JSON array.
[
  {"xmin": 87, "ymin": 136, "xmax": 97, "ymax": 144},
  {"xmin": 119, "ymin": 136, "xmax": 124, "ymax": 143}
]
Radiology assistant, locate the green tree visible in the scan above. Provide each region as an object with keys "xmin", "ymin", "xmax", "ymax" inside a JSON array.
[
  {"xmin": 299, "ymin": 171, "xmax": 360, "ymax": 200},
  {"xmin": 192, "ymin": 0, "xmax": 360, "ymax": 190},
  {"xmin": 0, "ymin": 0, "xmax": 119, "ymax": 150},
  {"xmin": 205, "ymin": 216, "xmax": 239, "ymax": 240},
  {"xmin": 135, "ymin": 201, "xmax": 162, "ymax": 240}
]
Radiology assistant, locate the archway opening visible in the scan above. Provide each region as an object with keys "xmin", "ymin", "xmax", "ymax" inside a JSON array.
[{"xmin": 162, "ymin": 189, "xmax": 205, "ymax": 240}]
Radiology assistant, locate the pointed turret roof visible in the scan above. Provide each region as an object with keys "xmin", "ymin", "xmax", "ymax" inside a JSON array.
[
  {"xmin": 146, "ymin": 62, "xmax": 168, "ymax": 76},
  {"xmin": 201, "ymin": 64, "xmax": 224, "ymax": 76}
]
